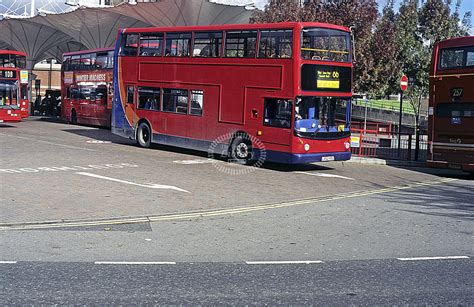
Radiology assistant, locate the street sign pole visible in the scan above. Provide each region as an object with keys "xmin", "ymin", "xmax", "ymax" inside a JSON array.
[
  {"xmin": 398, "ymin": 75, "xmax": 408, "ymax": 157},
  {"xmin": 397, "ymin": 91, "xmax": 404, "ymax": 157}
]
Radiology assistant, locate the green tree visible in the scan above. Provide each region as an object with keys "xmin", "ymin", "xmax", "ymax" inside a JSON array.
[
  {"xmin": 249, "ymin": 0, "xmax": 301, "ymax": 23},
  {"xmin": 363, "ymin": 0, "xmax": 399, "ymax": 97}
]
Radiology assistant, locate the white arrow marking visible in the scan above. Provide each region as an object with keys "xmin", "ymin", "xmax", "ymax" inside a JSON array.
[
  {"xmin": 295, "ymin": 171, "xmax": 354, "ymax": 180},
  {"xmin": 76, "ymin": 172, "xmax": 189, "ymax": 193}
]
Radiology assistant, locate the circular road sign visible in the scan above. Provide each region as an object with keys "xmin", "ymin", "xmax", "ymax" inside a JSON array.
[{"xmin": 400, "ymin": 75, "xmax": 408, "ymax": 92}]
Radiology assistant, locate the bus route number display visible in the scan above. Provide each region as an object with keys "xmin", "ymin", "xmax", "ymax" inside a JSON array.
[
  {"xmin": 0, "ymin": 70, "xmax": 16, "ymax": 79},
  {"xmin": 301, "ymin": 64, "xmax": 351, "ymax": 93}
]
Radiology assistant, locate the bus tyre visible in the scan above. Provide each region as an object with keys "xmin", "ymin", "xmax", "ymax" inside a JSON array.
[
  {"xmin": 229, "ymin": 134, "xmax": 253, "ymax": 165},
  {"xmin": 137, "ymin": 122, "xmax": 151, "ymax": 148},
  {"xmin": 71, "ymin": 110, "xmax": 77, "ymax": 124}
]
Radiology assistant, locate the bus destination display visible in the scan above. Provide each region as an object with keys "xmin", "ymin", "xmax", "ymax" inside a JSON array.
[
  {"xmin": 0, "ymin": 70, "xmax": 17, "ymax": 79},
  {"xmin": 301, "ymin": 64, "xmax": 351, "ymax": 93}
]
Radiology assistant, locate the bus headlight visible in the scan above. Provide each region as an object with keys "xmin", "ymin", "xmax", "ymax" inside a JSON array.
[{"xmin": 304, "ymin": 144, "xmax": 310, "ymax": 151}]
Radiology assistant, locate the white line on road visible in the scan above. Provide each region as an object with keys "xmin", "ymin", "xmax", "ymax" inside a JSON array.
[
  {"xmin": 94, "ymin": 261, "xmax": 176, "ymax": 265},
  {"xmin": 0, "ymin": 133, "xmax": 96, "ymax": 152},
  {"xmin": 397, "ymin": 256, "xmax": 470, "ymax": 261},
  {"xmin": 76, "ymin": 172, "xmax": 189, "ymax": 193},
  {"xmin": 246, "ymin": 261, "xmax": 324, "ymax": 265},
  {"xmin": 295, "ymin": 171, "xmax": 354, "ymax": 180},
  {"xmin": 0, "ymin": 261, "xmax": 17, "ymax": 264}
]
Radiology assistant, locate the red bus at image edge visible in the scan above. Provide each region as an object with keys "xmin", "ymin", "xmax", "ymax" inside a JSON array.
[
  {"xmin": 428, "ymin": 35, "xmax": 474, "ymax": 173},
  {"xmin": 111, "ymin": 22, "xmax": 354, "ymax": 164},
  {"xmin": 0, "ymin": 50, "xmax": 29, "ymax": 123}
]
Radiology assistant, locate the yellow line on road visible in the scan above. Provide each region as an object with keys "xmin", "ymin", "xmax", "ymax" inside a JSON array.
[{"xmin": 0, "ymin": 178, "xmax": 457, "ymax": 231}]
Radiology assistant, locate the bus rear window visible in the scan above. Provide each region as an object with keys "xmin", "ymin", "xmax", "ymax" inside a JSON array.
[
  {"xmin": 438, "ymin": 46, "xmax": 474, "ymax": 70},
  {"xmin": 301, "ymin": 28, "xmax": 350, "ymax": 62},
  {"xmin": 437, "ymin": 103, "xmax": 474, "ymax": 118}
]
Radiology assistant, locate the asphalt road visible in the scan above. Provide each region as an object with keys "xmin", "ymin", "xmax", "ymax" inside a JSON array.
[{"xmin": 0, "ymin": 118, "xmax": 473, "ymax": 304}]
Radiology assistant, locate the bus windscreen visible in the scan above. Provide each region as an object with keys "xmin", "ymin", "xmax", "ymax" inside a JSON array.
[
  {"xmin": 301, "ymin": 28, "xmax": 351, "ymax": 62},
  {"xmin": 438, "ymin": 46, "xmax": 474, "ymax": 70}
]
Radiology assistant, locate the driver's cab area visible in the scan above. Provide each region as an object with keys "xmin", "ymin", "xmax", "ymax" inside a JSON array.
[{"xmin": 294, "ymin": 96, "xmax": 350, "ymax": 139}]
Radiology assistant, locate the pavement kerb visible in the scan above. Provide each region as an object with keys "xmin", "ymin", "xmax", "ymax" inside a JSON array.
[{"xmin": 348, "ymin": 156, "xmax": 427, "ymax": 167}]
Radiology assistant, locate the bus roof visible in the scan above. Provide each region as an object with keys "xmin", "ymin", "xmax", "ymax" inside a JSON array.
[
  {"xmin": 64, "ymin": 47, "xmax": 115, "ymax": 57},
  {"xmin": 121, "ymin": 21, "xmax": 351, "ymax": 34},
  {"xmin": 0, "ymin": 50, "xmax": 27, "ymax": 57},
  {"xmin": 436, "ymin": 36, "xmax": 474, "ymax": 49}
]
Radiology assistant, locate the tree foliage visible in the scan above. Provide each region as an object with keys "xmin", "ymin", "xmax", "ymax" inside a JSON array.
[{"xmin": 250, "ymin": 0, "xmax": 472, "ymax": 111}]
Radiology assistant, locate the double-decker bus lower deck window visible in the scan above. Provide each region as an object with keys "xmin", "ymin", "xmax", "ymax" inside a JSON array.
[
  {"xmin": 140, "ymin": 34, "xmax": 164, "ymax": 56},
  {"xmin": 225, "ymin": 31, "xmax": 257, "ymax": 58},
  {"xmin": 127, "ymin": 86, "xmax": 135, "ymax": 104},
  {"xmin": 439, "ymin": 46, "xmax": 474, "ymax": 70},
  {"xmin": 138, "ymin": 87, "xmax": 161, "ymax": 111},
  {"xmin": 163, "ymin": 89, "xmax": 188, "ymax": 114},
  {"xmin": 258, "ymin": 30, "xmax": 292, "ymax": 58},
  {"xmin": 193, "ymin": 32, "xmax": 222, "ymax": 57},
  {"xmin": 0, "ymin": 81, "xmax": 19, "ymax": 107},
  {"xmin": 165, "ymin": 33, "xmax": 191, "ymax": 57},
  {"xmin": 190, "ymin": 90, "xmax": 204, "ymax": 116},
  {"xmin": 264, "ymin": 98, "xmax": 292, "ymax": 128},
  {"xmin": 437, "ymin": 103, "xmax": 474, "ymax": 118},
  {"xmin": 301, "ymin": 28, "xmax": 350, "ymax": 62}
]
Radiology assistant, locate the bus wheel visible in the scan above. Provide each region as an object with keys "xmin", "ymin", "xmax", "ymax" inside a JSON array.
[
  {"xmin": 229, "ymin": 134, "xmax": 253, "ymax": 165},
  {"xmin": 137, "ymin": 122, "xmax": 151, "ymax": 148},
  {"xmin": 71, "ymin": 110, "xmax": 77, "ymax": 124}
]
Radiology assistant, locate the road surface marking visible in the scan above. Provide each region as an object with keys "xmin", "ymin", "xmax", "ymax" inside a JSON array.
[
  {"xmin": 76, "ymin": 172, "xmax": 189, "ymax": 193},
  {"xmin": 173, "ymin": 159, "xmax": 216, "ymax": 165},
  {"xmin": 0, "ymin": 261, "xmax": 17, "ymax": 264},
  {"xmin": 397, "ymin": 256, "xmax": 469, "ymax": 261},
  {"xmin": 246, "ymin": 261, "xmax": 323, "ymax": 265},
  {"xmin": 0, "ymin": 133, "xmax": 96, "ymax": 152},
  {"xmin": 0, "ymin": 178, "xmax": 457, "ymax": 231},
  {"xmin": 86, "ymin": 140, "xmax": 112, "ymax": 144},
  {"xmin": 94, "ymin": 261, "xmax": 176, "ymax": 265},
  {"xmin": 0, "ymin": 163, "xmax": 138, "ymax": 175},
  {"xmin": 295, "ymin": 171, "xmax": 354, "ymax": 180}
]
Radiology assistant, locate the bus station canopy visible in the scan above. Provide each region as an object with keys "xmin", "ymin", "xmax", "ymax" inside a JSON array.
[{"xmin": 0, "ymin": 0, "xmax": 253, "ymax": 69}]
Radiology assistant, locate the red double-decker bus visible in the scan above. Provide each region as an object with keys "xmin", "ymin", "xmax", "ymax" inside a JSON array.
[
  {"xmin": 428, "ymin": 36, "xmax": 474, "ymax": 173},
  {"xmin": 112, "ymin": 22, "xmax": 353, "ymax": 164},
  {"xmin": 61, "ymin": 48, "xmax": 114, "ymax": 126},
  {"xmin": 0, "ymin": 50, "xmax": 29, "ymax": 123}
]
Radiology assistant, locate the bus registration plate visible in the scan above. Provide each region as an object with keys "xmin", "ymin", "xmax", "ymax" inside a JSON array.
[{"xmin": 322, "ymin": 156, "xmax": 335, "ymax": 162}]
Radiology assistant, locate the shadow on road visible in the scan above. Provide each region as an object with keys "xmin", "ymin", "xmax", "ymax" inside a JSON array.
[{"xmin": 378, "ymin": 181, "xmax": 474, "ymax": 221}]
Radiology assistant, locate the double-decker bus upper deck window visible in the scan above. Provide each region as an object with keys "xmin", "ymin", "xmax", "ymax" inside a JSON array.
[
  {"xmin": 120, "ymin": 34, "xmax": 139, "ymax": 56},
  {"xmin": 193, "ymin": 32, "xmax": 222, "ymax": 57},
  {"xmin": 439, "ymin": 46, "xmax": 474, "ymax": 70},
  {"xmin": 225, "ymin": 30, "xmax": 257, "ymax": 58},
  {"xmin": 301, "ymin": 28, "xmax": 350, "ymax": 62},
  {"xmin": 258, "ymin": 30, "xmax": 292, "ymax": 58},
  {"xmin": 165, "ymin": 33, "xmax": 191, "ymax": 57},
  {"xmin": 15, "ymin": 56, "xmax": 26, "ymax": 69},
  {"xmin": 140, "ymin": 33, "xmax": 164, "ymax": 56},
  {"xmin": 62, "ymin": 55, "xmax": 71, "ymax": 70},
  {"xmin": 71, "ymin": 55, "xmax": 81, "ymax": 69},
  {"xmin": 0, "ymin": 54, "xmax": 15, "ymax": 68}
]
